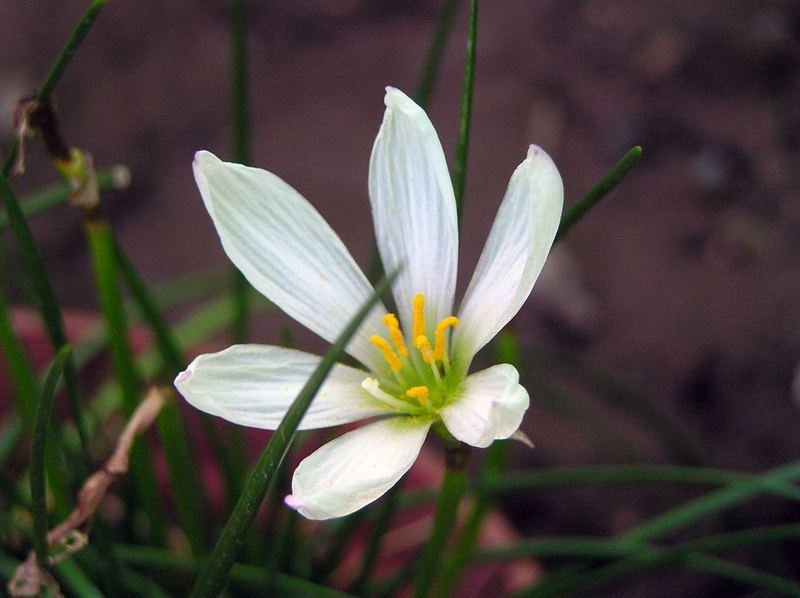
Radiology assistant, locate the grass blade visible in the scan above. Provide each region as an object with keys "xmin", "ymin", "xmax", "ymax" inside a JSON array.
[
  {"xmin": 188, "ymin": 270, "xmax": 398, "ymax": 598},
  {"xmin": 0, "ymin": 171, "xmax": 90, "ymax": 468},
  {"xmin": 1, "ymin": 0, "xmax": 107, "ymax": 176},
  {"xmin": 451, "ymin": 0, "xmax": 478, "ymax": 225},
  {"xmin": 414, "ymin": 0, "xmax": 464, "ymax": 109},
  {"xmin": 554, "ymin": 145, "xmax": 642, "ymax": 243},
  {"xmin": 30, "ymin": 345, "xmax": 72, "ymax": 569}
]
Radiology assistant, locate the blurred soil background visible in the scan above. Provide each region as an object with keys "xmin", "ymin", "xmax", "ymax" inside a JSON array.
[{"xmin": 2, "ymin": 1, "xmax": 800, "ymax": 596}]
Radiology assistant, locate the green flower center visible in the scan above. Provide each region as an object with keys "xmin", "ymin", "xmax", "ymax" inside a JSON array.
[{"xmin": 362, "ymin": 293, "xmax": 461, "ymax": 415}]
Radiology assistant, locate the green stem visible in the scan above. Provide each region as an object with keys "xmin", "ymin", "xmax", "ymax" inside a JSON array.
[
  {"xmin": 230, "ymin": 0, "xmax": 251, "ymax": 166},
  {"xmin": 30, "ymin": 345, "xmax": 72, "ymax": 569},
  {"xmin": 1, "ymin": 0, "xmax": 107, "ymax": 176},
  {"xmin": 414, "ymin": 0, "xmax": 464, "ymax": 109},
  {"xmin": 85, "ymin": 219, "xmax": 167, "ymax": 546},
  {"xmin": 451, "ymin": 0, "xmax": 478, "ymax": 225},
  {"xmin": 436, "ymin": 441, "xmax": 507, "ymax": 597},
  {"xmin": 111, "ymin": 239, "xmax": 209, "ymax": 552},
  {"xmin": 412, "ymin": 442, "xmax": 470, "ymax": 598},
  {"xmin": 230, "ymin": 0, "xmax": 253, "ymax": 347},
  {"xmin": 111, "ymin": 239, "xmax": 185, "ymax": 374},
  {"xmin": 554, "ymin": 145, "xmax": 642, "ymax": 243},
  {"xmin": 188, "ymin": 271, "xmax": 397, "ymax": 598}
]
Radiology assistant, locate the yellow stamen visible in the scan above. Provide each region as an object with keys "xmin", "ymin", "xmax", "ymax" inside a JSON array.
[
  {"xmin": 433, "ymin": 316, "xmax": 460, "ymax": 361},
  {"xmin": 406, "ymin": 385, "xmax": 429, "ymax": 406},
  {"xmin": 412, "ymin": 294, "xmax": 426, "ymax": 341},
  {"xmin": 370, "ymin": 335, "xmax": 402, "ymax": 371},
  {"xmin": 381, "ymin": 313, "xmax": 408, "ymax": 356},
  {"xmin": 415, "ymin": 335, "xmax": 434, "ymax": 364}
]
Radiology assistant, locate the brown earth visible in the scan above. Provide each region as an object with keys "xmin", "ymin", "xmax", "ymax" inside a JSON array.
[{"xmin": 2, "ymin": 1, "xmax": 800, "ymax": 596}]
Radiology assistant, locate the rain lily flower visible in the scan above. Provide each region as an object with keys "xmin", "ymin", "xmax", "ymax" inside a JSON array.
[{"xmin": 175, "ymin": 87, "xmax": 563, "ymax": 520}]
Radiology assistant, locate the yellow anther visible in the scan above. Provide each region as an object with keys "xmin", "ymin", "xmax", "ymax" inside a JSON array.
[
  {"xmin": 370, "ymin": 335, "xmax": 402, "ymax": 371},
  {"xmin": 415, "ymin": 335, "xmax": 434, "ymax": 364},
  {"xmin": 406, "ymin": 385, "xmax": 429, "ymax": 406},
  {"xmin": 381, "ymin": 313, "xmax": 408, "ymax": 356},
  {"xmin": 433, "ymin": 317, "xmax": 459, "ymax": 361},
  {"xmin": 412, "ymin": 294, "xmax": 426, "ymax": 341}
]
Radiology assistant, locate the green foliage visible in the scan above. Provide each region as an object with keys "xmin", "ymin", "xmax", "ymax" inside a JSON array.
[{"xmin": 0, "ymin": 2, "xmax": 796, "ymax": 598}]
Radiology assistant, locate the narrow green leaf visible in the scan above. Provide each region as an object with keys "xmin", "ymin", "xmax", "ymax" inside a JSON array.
[
  {"xmin": 230, "ymin": 0, "xmax": 251, "ymax": 166},
  {"xmin": 686, "ymin": 554, "xmax": 800, "ymax": 598},
  {"xmin": 503, "ymin": 525, "xmax": 800, "ymax": 597},
  {"xmin": 188, "ymin": 270, "xmax": 398, "ymax": 598},
  {"xmin": 111, "ymin": 238, "xmax": 185, "ymax": 374},
  {"xmin": 0, "ymin": 172, "xmax": 91, "ymax": 467},
  {"xmin": 480, "ymin": 464, "xmax": 800, "ymax": 502},
  {"xmin": 518, "ymin": 460, "xmax": 800, "ymax": 597},
  {"xmin": 116, "ymin": 544, "xmax": 357, "ymax": 598},
  {"xmin": 30, "ymin": 345, "xmax": 72, "ymax": 569},
  {"xmin": 554, "ymin": 145, "xmax": 642, "ymax": 243},
  {"xmin": 620, "ymin": 460, "xmax": 800, "ymax": 543},
  {"xmin": 229, "ymin": 0, "xmax": 254, "ymax": 346},
  {"xmin": 451, "ymin": 0, "xmax": 478, "ymax": 225},
  {"xmin": 85, "ymin": 218, "xmax": 167, "ymax": 546},
  {"xmin": 414, "ymin": 0, "xmax": 464, "ymax": 109},
  {"xmin": 1, "ymin": 0, "xmax": 107, "ymax": 176},
  {"xmin": 86, "ymin": 221, "xmax": 142, "ymax": 413}
]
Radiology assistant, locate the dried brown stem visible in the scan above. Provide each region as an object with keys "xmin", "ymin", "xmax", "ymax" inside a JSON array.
[{"xmin": 8, "ymin": 386, "xmax": 170, "ymax": 597}]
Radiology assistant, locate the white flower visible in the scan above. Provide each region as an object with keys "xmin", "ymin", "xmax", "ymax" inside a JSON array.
[{"xmin": 175, "ymin": 87, "xmax": 563, "ymax": 520}]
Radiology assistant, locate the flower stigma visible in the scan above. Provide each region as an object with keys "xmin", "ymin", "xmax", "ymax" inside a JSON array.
[{"xmin": 366, "ymin": 293, "xmax": 459, "ymax": 415}]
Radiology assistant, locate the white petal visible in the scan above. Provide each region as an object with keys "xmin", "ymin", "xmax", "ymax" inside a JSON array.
[
  {"xmin": 287, "ymin": 416, "xmax": 432, "ymax": 519},
  {"xmin": 194, "ymin": 151, "xmax": 387, "ymax": 372},
  {"xmin": 439, "ymin": 364, "xmax": 529, "ymax": 448},
  {"xmin": 453, "ymin": 145, "xmax": 563, "ymax": 364},
  {"xmin": 368, "ymin": 87, "xmax": 458, "ymax": 334},
  {"xmin": 174, "ymin": 345, "xmax": 388, "ymax": 430}
]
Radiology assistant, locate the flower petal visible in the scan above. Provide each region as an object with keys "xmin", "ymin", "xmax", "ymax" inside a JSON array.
[
  {"xmin": 453, "ymin": 145, "xmax": 563, "ymax": 364},
  {"xmin": 439, "ymin": 364, "xmax": 529, "ymax": 448},
  {"xmin": 287, "ymin": 416, "xmax": 432, "ymax": 519},
  {"xmin": 193, "ymin": 151, "xmax": 387, "ymax": 372},
  {"xmin": 368, "ymin": 87, "xmax": 458, "ymax": 334},
  {"xmin": 174, "ymin": 345, "xmax": 388, "ymax": 430}
]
